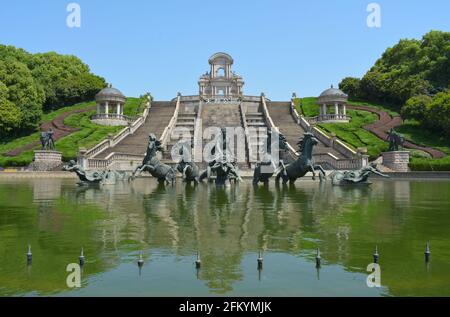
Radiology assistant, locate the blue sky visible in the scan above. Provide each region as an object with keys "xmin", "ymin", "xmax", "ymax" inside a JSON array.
[{"xmin": 0, "ymin": 0, "xmax": 449, "ymax": 100}]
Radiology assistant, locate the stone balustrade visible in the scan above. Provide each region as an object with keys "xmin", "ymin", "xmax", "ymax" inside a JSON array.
[{"xmin": 78, "ymin": 101, "xmax": 152, "ymax": 169}]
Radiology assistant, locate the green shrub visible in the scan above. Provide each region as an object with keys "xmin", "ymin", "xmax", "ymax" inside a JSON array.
[{"xmin": 410, "ymin": 156, "xmax": 450, "ymax": 171}]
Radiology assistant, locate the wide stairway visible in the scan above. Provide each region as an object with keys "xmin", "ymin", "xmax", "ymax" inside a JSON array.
[
  {"xmin": 163, "ymin": 111, "xmax": 197, "ymax": 160},
  {"xmin": 94, "ymin": 101, "xmax": 176, "ymax": 159},
  {"xmin": 266, "ymin": 101, "xmax": 342, "ymax": 158},
  {"xmin": 201, "ymin": 103, "xmax": 249, "ymax": 169}
]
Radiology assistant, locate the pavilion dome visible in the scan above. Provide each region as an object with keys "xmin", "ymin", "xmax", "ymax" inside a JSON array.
[
  {"xmin": 319, "ymin": 85, "xmax": 347, "ymax": 98},
  {"xmin": 317, "ymin": 85, "xmax": 348, "ymax": 103},
  {"xmin": 96, "ymin": 86, "xmax": 126, "ymax": 102},
  {"xmin": 208, "ymin": 52, "xmax": 234, "ymax": 65}
]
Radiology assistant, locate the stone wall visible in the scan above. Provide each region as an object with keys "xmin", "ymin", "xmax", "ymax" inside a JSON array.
[
  {"xmin": 29, "ymin": 151, "xmax": 63, "ymax": 171},
  {"xmin": 382, "ymin": 151, "xmax": 410, "ymax": 172}
]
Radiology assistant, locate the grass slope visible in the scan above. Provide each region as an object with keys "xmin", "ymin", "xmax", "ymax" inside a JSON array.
[{"xmin": 0, "ymin": 97, "xmax": 142, "ymax": 167}]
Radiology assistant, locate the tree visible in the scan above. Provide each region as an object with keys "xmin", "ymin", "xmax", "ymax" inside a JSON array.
[
  {"xmin": 339, "ymin": 77, "xmax": 362, "ymax": 100},
  {"xmin": 0, "ymin": 59, "xmax": 44, "ymax": 134},
  {"xmin": 427, "ymin": 91, "xmax": 450, "ymax": 136},
  {"xmin": 0, "ymin": 44, "xmax": 107, "ymax": 138},
  {"xmin": 0, "ymin": 82, "xmax": 22, "ymax": 137},
  {"xmin": 401, "ymin": 95, "xmax": 432, "ymax": 121},
  {"xmin": 346, "ymin": 31, "xmax": 449, "ymax": 109}
]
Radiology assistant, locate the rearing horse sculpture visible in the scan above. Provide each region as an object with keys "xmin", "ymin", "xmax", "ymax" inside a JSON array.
[
  {"xmin": 174, "ymin": 141, "xmax": 200, "ymax": 184},
  {"xmin": 132, "ymin": 134, "xmax": 176, "ymax": 185},
  {"xmin": 199, "ymin": 128, "xmax": 241, "ymax": 185},
  {"xmin": 253, "ymin": 130, "xmax": 288, "ymax": 185},
  {"xmin": 275, "ymin": 132, "xmax": 326, "ymax": 184}
]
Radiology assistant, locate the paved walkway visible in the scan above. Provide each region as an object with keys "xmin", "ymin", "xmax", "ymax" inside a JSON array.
[
  {"xmin": 347, "ymin": 105, "xmax": 446, "ymax": 159},
  {"xmin": 4, "ymin": 106, "xmax": 95, "ymax": 157}
]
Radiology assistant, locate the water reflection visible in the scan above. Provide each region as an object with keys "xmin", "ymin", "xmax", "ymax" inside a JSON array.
[{"xmin": 0, "ymin": 178, "xmax": 449, "ymax": 296}]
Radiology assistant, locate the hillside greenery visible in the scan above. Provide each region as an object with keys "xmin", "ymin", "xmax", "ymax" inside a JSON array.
[
  {"xmin": 0, "ymin": 44, "xmax": 107, "ymax": 139},
  {"xmin": 339, "ymin": 31, "xmax": 449, "ymax": 139},
  {"xmin": 0, "ymin": 97, "xmax": 144, "ymax": 167}
]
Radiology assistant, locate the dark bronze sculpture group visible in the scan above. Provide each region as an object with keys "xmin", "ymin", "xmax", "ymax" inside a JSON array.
[
  {"xmin": 40, "ymin": 128, "xmax": 55, "ymax": 151},
  {"xmin": 64, "ymin": 128, "xmax": 395, "ymax": 187}
]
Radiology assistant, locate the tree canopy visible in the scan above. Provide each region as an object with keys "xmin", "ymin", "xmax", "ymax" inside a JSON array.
[
  {"xmin": 339, "ymin": 31, "xmax": 449, "ymax": 108},
  {"xmin": 339, "ymin": 30, "xmax": 450, "ymax": 137},
  {"xmin": 0, "ymin": 44, "xmax": 106, "ymax": 139}
]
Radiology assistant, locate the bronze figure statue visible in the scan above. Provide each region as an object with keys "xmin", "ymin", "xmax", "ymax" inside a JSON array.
[
  {"xmin": 199, "ymin": 128, "xmax": 242, "ymax": 185},
  {"xmin": 330, "ymin": 163, "xmax": 389, "ymax": 186},
  {"xmin": 387, "ymin": 128, "xmax": 404, "ymax": 151},
  {"xmin": 40, "ymin": 128, "xmax": 55, "ymax": 150}
]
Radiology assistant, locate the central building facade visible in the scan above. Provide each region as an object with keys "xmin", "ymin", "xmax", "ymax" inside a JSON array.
[{"xmin": 198, "ymin": 52, "xmax": 244, "ymax": 99}]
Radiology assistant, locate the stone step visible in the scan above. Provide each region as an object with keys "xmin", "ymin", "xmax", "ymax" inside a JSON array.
[
  {"xmin": 176, "ymin": 122, "xmax": 195, "ymax": 126},
  {"xmin": 246, "ymin": 113, "xmax": 263, "ymax": 117},
  {"xmin": 247, "ymin": 122, "xmax": 266, "ymax": 126}
]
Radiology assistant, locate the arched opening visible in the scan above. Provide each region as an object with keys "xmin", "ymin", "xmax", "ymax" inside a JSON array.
[{"xmin": 216, "ymin": 67, "xmax": 225, "ymax": 77}]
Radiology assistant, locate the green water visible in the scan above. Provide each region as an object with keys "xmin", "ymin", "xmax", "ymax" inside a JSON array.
[{"xmin": 0, "ymin": 178, "xmax": 449, "ymax": 297}]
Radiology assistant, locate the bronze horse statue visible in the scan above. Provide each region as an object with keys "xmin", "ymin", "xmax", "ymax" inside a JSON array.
[
  {"xmin": 132, "ymin": 134, "xmax": 176, "ymax": 185},
  {"xmin": 199, "ymin": 128, "xmax": 241, "ymax": 185},
  {"xmin": 174, "ymin": 141, "xmax": 200, "ymax": 185},
  {"xmin": 275, "ymin": 132, "xmax": 326, "ymax": 184},
  {"xmin": 253, "ymin": 130, "xmax": 288, "ymax": 185}
]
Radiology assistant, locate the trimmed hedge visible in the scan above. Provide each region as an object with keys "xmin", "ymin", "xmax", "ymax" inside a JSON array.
[{"xmin": 409, "ymin": 157, "xmax": 450, "ymax": 171}]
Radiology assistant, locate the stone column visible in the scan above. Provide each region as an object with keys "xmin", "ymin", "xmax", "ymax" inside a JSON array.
[
  {"xmin": 334, "ymin": 103, "xmax": 339, "ymax": 119},
  {"xmin": 343, "ymin": 104, "xmax": 347, "ymax": 116},
  {"xmin": 105, "ymin": 102, "xmax": 109, "ymax": 118},
  {"xmin": 117, "ymin": 103, "xmax": 121, "ymax": 115},
  {"xmin": 322, "ymin": 104, "xmax": 327, "ymax": 116}
]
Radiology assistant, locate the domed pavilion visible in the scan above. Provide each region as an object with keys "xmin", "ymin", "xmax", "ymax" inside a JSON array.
[
  {"xmin": 92, "ymin": 85, "xmax": 128, "ymax": 126},
  {"xmin": 316, "ymin": 85, "xmax": 349, "ymax": 123}
]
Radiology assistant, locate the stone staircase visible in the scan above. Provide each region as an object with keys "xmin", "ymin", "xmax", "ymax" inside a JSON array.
[
  {"xmin": 164, "ymin": 111, "xmax": 197, "ymax": 161},
  {"xmin": 266, "ymin": 101, "xmax": 345, "ymax": 168},
  {"xmin": 94, "ymin": 101, "xmax": 176, "ymax": 159},
  {"xmin": 200, "ymin": 102, "xmax": 249, "ymax": 170},
  {"xmin": 245, "ymin": 111, "xmax": 267, "ymax": 165}
]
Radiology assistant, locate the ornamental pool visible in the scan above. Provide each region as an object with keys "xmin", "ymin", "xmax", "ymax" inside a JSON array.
[{"xmin": 0, "ymin": 177, "xmax": 449, "ymax": 296}]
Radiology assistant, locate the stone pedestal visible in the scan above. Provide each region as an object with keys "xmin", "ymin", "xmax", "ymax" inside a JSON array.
[
  {"xmin": 29, "ymin": 150, "xmax": 63, "ymax": 171},
  {"xmin": 382, "ymin": 151, "xmax": 410, "ymax": 172}
]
